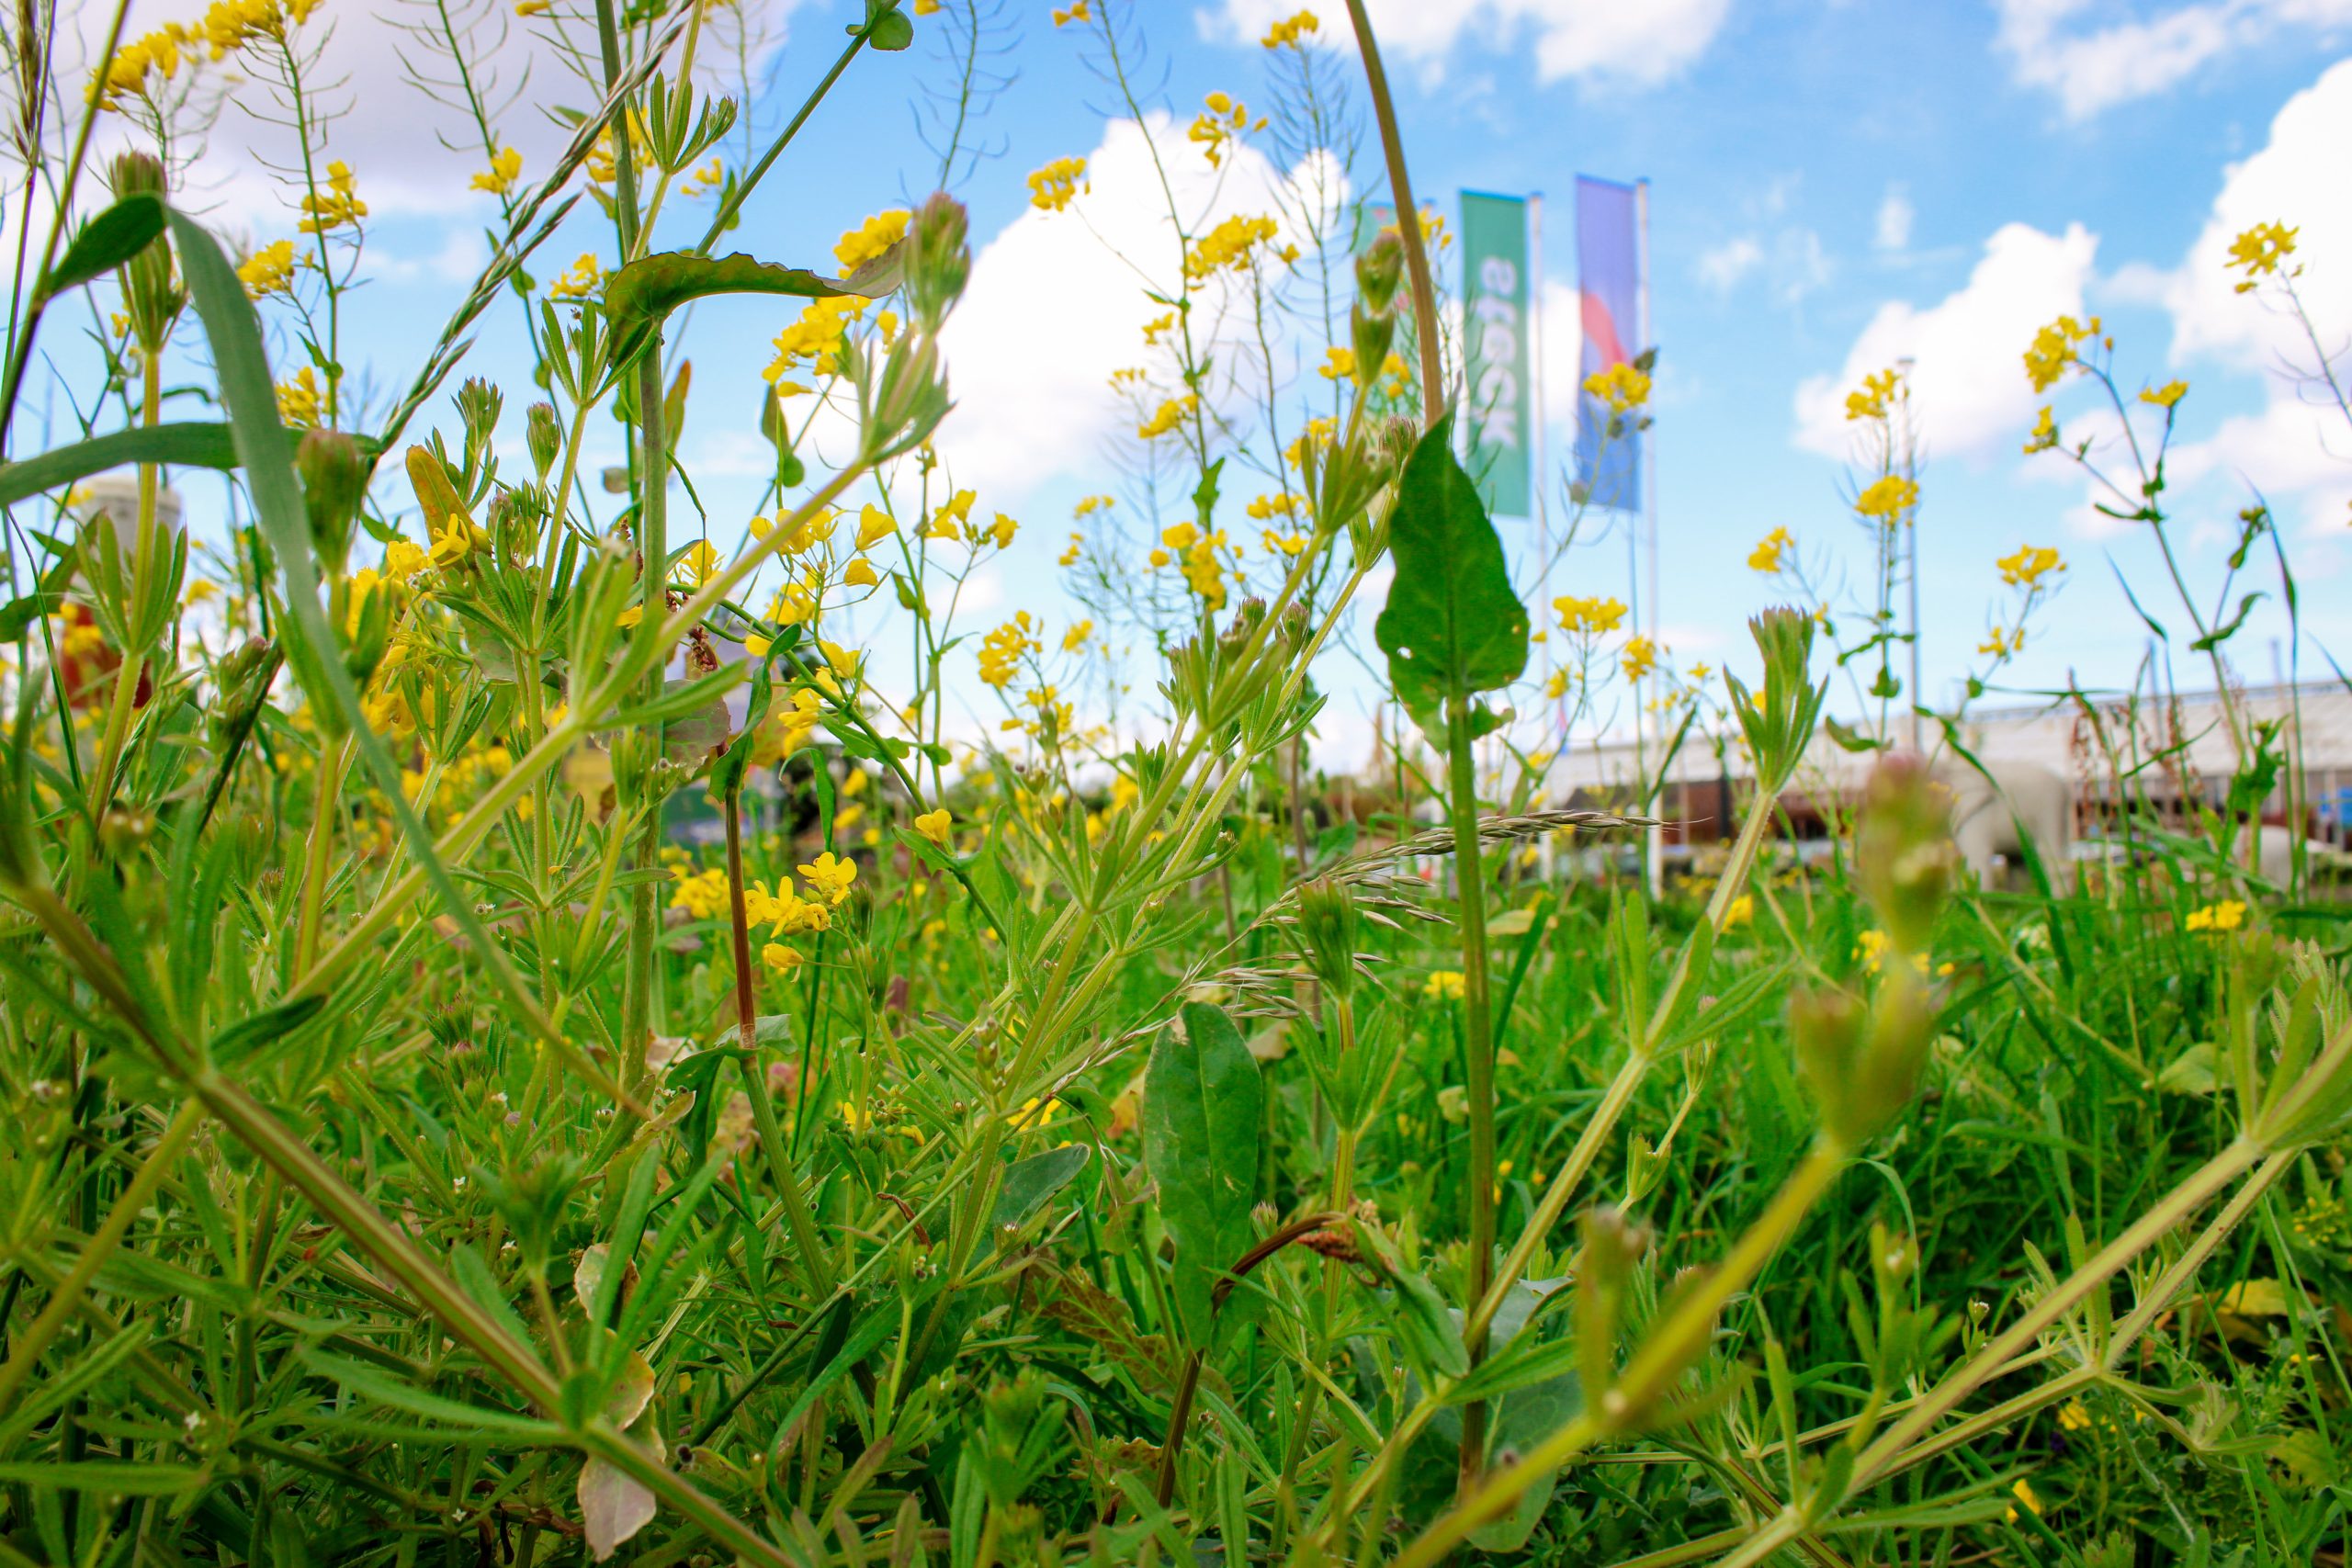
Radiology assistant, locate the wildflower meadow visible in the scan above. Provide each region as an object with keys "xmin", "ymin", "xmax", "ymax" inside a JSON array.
[{"xmin": 3, "ymin": 1, "xmax": 2351, "ymax": 1564}]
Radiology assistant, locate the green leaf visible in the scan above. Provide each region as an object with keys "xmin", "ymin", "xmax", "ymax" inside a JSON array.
[
  {"xmin": 991, "ymin": 1144, "xmax": 1090, "ymax": 1235},
  {"xmin": 0, "ymin": 422, "xmax": 239, "ymax": 510},
  {"xmin": 1141, "ymin": 1001, "xmax": 1263, "ymax": 1349},
  {"xmin": 205, "ymin": 994, "xmax": 328, "ymax": 1062},
  {"xmin": 39, "ymin": 193, "xmax": 164, "ymax": 303},
  {"xmin": 603, "ymin": 252, "xmax": 884, "ymax": 367},
  {"xmin": 0, "ymin": 1461, "xmax": 204, "ymax": 1495},
  {"xmin": 1373, "ymin": 412, "xmax": 1530, "ymax": 741}
]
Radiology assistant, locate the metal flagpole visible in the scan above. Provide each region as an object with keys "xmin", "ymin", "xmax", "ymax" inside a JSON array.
[
  {"xmin": 1636, "ymin": 177, "xmax": 1662, "ymax": 899},
  {"xmin": 1530, "ymin": 192, "xmax": 1557, "ymax": 878}
]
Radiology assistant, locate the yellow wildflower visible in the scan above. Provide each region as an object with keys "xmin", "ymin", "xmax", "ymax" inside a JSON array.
[
  {"xmin": 914, "ymin": 808, "xmax": 952, "ymax": 849},
  {"xmin": 834, "ymin": 209, "xmax": 910, "ymax": 272},
  {"xmin": 2023, "ymin": 313, "xmax": 2098, "ymax": 393},
  {"xmin": 2184, "ymin": 900, "xmax": 2246, "ymax": 934},
  {"xmin": 1996, "ymin": 544, "xmax": 2064, "ymax": 589},
  {"xmin": 471, "ymin": 145, "xmax": 523, "ymax": 196},
  {"xmin": 238, "ymin": 239, "xmax": 300, "ymax": 300},
  {"xmin": 1747, "ymin": 525, "xmax": 1792, "ymax": 574},
  {"xmin": 1261, "ymin": 8, "xmax": 1317, "ymax": 47},
  {"xmin": 1027, "ymin": 155, "xmax": 1087, "ymax": 212},
  {"xmin": 1554, "ymin": 594, "xmax": 1627, "ymax": 636},
  {"xmin": 1584, "ymin": 362, "xmax": 1650, "ymax": 412},
  {"xmin": 2226, "ymin": 220, "xmax": 2297, "ymax": 291},
  {"xmin": 2139, "ymin": 379, "xmax": 2188, "ymax": 410},
  {"xmin": 1852, "ymin": 474, "xmax": 1918, "ymax": 523},
  {"xmin": 547, "ymin": 253, "xmax": 602, "ymax": 301},
  {"xmin": 798, "ymin": 851, "xmax": 858, "ymax": 906},
  {"xmin": 297, "ymin": 160, "xmax": 367, "ymax": 234}
]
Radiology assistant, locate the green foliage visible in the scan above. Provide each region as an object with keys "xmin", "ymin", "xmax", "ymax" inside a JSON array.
[{"xmin": 1374, "ymin": 411, "xmax": 1530, "ymax": 742}]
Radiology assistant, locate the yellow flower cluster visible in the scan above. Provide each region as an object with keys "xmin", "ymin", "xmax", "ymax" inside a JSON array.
[
  {"xmin": 298, "ymin": 161, "xmax": 367, "ymax": 235},
  {"xmin": 471, "ymin": 145, "xmax": 524, "ymax": 196},
  {"xmin": 668, "ymin": 865, "xmax": 731, "ymax": 919},
  {"xmin": 2184, "ymin": 899, "xmax": 2246, "ymax": 933},
  {"xmin": 1261, "ymin": 8, "xmax": 1318, "ymax": 47},
  {"xmin": 1284, "ymin": 416, "xmax": 1336, "ymax": 472},
  {"xmin": 763, "ymin": 295, "xmax": 865, "ymax": 381},
  {"xmin": 978, "ymin": 612, "xmax": 1039, "ymax": 689},
  {"xmin": 915, "ymin": 807, "xmax": 953, "ymax": 848},
  {"xmin": 1747, "ymin": 525, "xmax": 1792, "ymax": 573},
  {"xmin": 927, "ymin": 489, "xmax": 976, "ymax": 540},
  {"xmin": 1318, "ymin": 345, "xmax": 1355, "ymax": 381},
  {"xmin": 548, "ymin": 254, "xmax": 602, "ymax": 301},
  {"xmin": 1977, "ymin": 626, "xmax": 2023, "ymax": 658},
  {"xmin": 277, "ymin": 366, "xmax": 323, "ymax": 427},
  {"xmin": 2023, "ymin": 405, "xmax": 2058, "ymax": 455},
  {"xmin": 835, "ymin": 209, "xmax": 910, "ymax": 272},
  {"xmin": 238, "ymin": 240, "xmax": 300, "ymax": 300},
  {"xmin": 1027, "ymin": 156, "xmax": 1088, "ymax": 212},
  {"xmin": 2023, "ymin": 313, "xmax": 2098, "ymax": 393},
  {"xmin": 2139, "ymin": 378, "xmax": 2188, "ymax": 410},
  {"xmin": 1584, "ymin": 362, "xmax": 1650, "ymax": 412},
  {"xmin": 1136, "ymin": 393, "xmax": 1197, "ymax": 440},
  {"xmin": 1996, "ymin": 544, "xmax": 2064, "ymax": 589},
  {"xmin": 92, "ymin": 0, "xmax": 323, "ymax": 107},
  {"xmin": 1188, "ymin": 91, "xmax": 1263, "ymax": 167},
  {"xmin": 1185, "ymin": 213, "xmax": 1289, "ymax": 282},
  {"xmin": 1621, "ymin": 635, "xmax": 1657, "ymax": 682},
  {"xmin": 1424, "ymin": 971, "xmax": 1465, "ymax": 1002},
  {"xmin": 1844, "ymin": 367, "xmax": 1900, "ymax": 422},
  {"xmin": 1554, "ymin": 594, "xmax": 1627, "ymax": 636},
  {"xmin": 2226, "ymin": 221, "xmax": 2297, "ymax": 292},
  {"xmin": 1154, "ymin": 522, "xmax": 1228, "ymax": 606},
  {"xmin": 1051, "ymin": 0, "xmax": 1089, "ymax": 23},
  {"xmin": 1852, "ymin": 474, "xmax": 1918, "ymax": 524}
]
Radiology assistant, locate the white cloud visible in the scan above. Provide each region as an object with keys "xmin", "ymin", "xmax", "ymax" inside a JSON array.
[
  {"xmin": 2146, "ymin": 59, "xmax": 2352, "ymax": 533},
  {"xmin": 933, "ymin": 115, "xmax": 1341, "ymax": 502},
  {"xmin": 1205, "ymin": 0, "xmax": 1733, "ymax": 85},
  {"xmin": 2161, "ymin": 57, "xmax": 2352, "ymax": 368},
  {"xmin": 1695, "ymin": 236, "xmax": 1764, "ymax": 292},
  {"xmin": 1995, "ymin": 0, "xmax": 2352, "ymax": 119},
  {"xmin": 1875, "ymin": 186, "xmax": 1914, "ymax": 253},
  {"xmin": 1793, "ymin": 221, "xmax": 2099, "ymax": 458}
]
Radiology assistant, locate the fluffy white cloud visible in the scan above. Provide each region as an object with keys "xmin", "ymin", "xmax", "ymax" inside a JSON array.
[
  {"xmin": 1793, "ymin": 221, "xmax": 2098, "ymax": 458},
  {"xmin": 2148, "ymin": 59, "xmax": 2352, "ymax": 531},
  {"xmin": 2162, "ymin": 57, "xmax": 2352, "ymax": 367},
  {"xmin": 933, "ymin": 114, "xmax": 1344, "ymax": 501},
  {"xmin": 1995, "ymin": 0, "xmax": 2352, "ymax": 119},
  {"xmin": 74, "ymin": 1, "xmax": 805, "ymax": 230},
  {"xmin": 1205, "ymin": 0, "xmax": 1732, "ymax": 85}
]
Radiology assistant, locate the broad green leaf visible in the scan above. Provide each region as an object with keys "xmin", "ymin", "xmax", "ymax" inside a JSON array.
[
  {"xmin": 603, "ymin": 251, "xmax": 886, "ymax": 368},
  {"xmin": 39, "ymin": 193, "xmax": 164, "ymax": 303},
  {"xmin": 991, "ymin": 1144, "xmax": 1090, "ymax": 1234},
  {"xmin": 0, "ymin": 422, "xmax": 239, "ymax": 510},
  {"xmin": 1141, "ymin": 1001, "xmax": 1263, "ymax": 1348},
  {"xmin": 1373, "ymin": 412, "xmax": 1530, "ymax": 741}
]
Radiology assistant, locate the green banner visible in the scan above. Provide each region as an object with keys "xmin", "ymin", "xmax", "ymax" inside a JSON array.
[{"xmin": 1460, "ymin": 191, "xmax": 1532, "ymax": 518}]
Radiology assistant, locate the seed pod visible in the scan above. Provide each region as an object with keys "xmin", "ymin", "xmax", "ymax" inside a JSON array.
[
  {"xmin": 526, "ymin": 401, "xmax": 562, "ymax": 479},
  {"xmin": 297, "ymin": 428, "xmax": 368, "ymax": 576}
]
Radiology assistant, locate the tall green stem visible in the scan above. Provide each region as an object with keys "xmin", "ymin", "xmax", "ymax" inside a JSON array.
[{"xmin": 1443, "ymin": 675, "xmax": 1501, "ymax": 1495}]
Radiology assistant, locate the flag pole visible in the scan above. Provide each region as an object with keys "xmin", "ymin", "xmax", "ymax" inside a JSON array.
[
  {"xmin": 1530, "ymin": 191, "xmax": 1557, "ymax": 879},
  {"xmin": 1636, "ymin": 176, "xmax": 1662, "ymax": 899}
]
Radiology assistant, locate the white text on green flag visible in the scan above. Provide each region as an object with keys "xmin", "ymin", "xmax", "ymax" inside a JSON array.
[{"xmin": 1460, "ymin": 191, "xmax": 1532, "ymax": 518}]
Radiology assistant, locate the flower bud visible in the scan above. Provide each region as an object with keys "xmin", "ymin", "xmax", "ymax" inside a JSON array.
[
  {"xmin": 1349, "ymin": 302, "xmax": 1396, "ymax": 390},
  {"xmin": 1295, "ymin": 876, "xmax": 1363, "ymax": 999},
  {"xmin": 297, "ymin": 428, "xmax": 368, "ymax": 576},
  {"xmin": 109, "ymin": 152, "xmax": 183, "ymax": 354},
  {"xmin": 1355, "ymin": 230, "xmax": 1404, "ymax": 315},
  {"xmin": 905, "ymin": 191, "xmax": 970, "ymax": 327},
  {"xmin": 1854, "ymin": 755, "xmax": 1956, "ymax": 955},
  {"xmin": 526, "ymin": 401, "xmax": 562, "ymax": 479},
  {"xmin": 457, "ymin": 378, "xmax": 503, "ymax": 457}
]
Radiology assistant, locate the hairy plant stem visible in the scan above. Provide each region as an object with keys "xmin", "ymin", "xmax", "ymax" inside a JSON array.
[
  {"xmin": 1340, "ymin": 0, "xmax": 1443, "ymax": 424},
  {"xmin": 1443, "ymin": 673, "xmax": 1501, "ymax": 1496},
  {"xmin": 292, "ymin": 732, "xmax": 352, "ymax": 976},
  {"xmin": 1466, "ymin": 776, "xmax": 1782, "ymax": 1362},
  {"xmin": 1397, "ymin": 1142, "xmax": 1850, "ymax": 1568}
]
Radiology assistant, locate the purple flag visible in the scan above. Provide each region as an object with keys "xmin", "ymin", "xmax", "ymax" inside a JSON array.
[{"xmin": 1575, "ymin": 175, "xmax": 1641, "ymax": 511}]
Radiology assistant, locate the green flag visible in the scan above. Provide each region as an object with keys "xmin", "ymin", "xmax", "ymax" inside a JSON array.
[{"xmin": 1460, "ymin": 191, "xmax": 1532, "ymax": 517}]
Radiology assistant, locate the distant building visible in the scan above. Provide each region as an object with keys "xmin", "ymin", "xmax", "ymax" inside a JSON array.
[{"xmin": 1546, "ymin": 682, "xmax": 2352, "ymax": 846}]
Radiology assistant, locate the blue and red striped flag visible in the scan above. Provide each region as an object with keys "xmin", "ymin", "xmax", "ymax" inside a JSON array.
[{"xmin": 1575, "ymin": 175, "xmax": 1641, "ymax": 512}]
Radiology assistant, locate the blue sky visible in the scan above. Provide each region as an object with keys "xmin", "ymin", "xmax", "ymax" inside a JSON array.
[{"xmin": 74, "ymin": 0, "xmax": 2352, "ymax": 761}]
